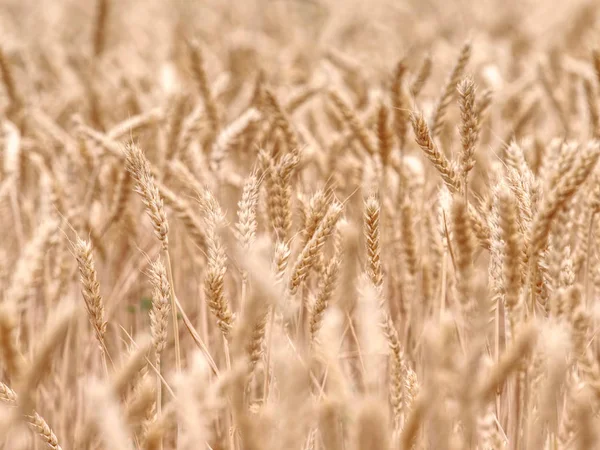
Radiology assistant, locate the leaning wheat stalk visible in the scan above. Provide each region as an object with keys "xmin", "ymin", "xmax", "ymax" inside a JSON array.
[{"xmin": 124, "ymin": 143, "xmax": 181, "ymax": 372}]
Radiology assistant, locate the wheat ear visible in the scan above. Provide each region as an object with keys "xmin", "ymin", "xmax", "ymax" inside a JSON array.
[
  {"xmin": 0, "ymin": 382, "xmax": 63, "ymax": 450},
  {"xmin": 411, "ymin": 55, "xmax": 432, "ymax": 98},
  {"xmin": 74, "ymin": 237, "xmax": 108, "ymax": 370},
  {"xmin": 411, "ymin": 111, "xmax": 461, "ymax": 193},
  {"xmin": 200, "ymin": 188, "xmax": 234, "ymax": 339},
  {"xmin": 147, "ymin": 258, "xmax": 171, "ymax": 419},
  {"xmin": 289, "ymin": 201, "xmax": 343, "ymax": 295},
  {"xmin": 124, "ymin": 143, "xmax": 180, "ymax": 371},
  {"xmin": 431, "ymin": 42, "xmax": 471, "ymax": 137},
  {"xmin": 391, "ymin": 61, "xmax": 409, "ymax": 150},
  {"xmin": 458, "ymin": 76, "xmax": 479, "ymax": 196}
]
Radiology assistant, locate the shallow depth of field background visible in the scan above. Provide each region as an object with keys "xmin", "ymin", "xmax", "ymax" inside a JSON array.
[{"xmin": 1, "ymin": 0, "xmax": 600, "ymax": 449}]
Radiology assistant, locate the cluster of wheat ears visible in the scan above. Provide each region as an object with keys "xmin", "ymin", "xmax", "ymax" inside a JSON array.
[{"xmin": 3, "ymin": 0, "xmax": 600, "ymax": 449}]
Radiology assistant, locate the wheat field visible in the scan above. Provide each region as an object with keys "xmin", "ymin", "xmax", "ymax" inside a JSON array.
[{"xmin": 1, "ymin": 0, "xmax": 600, "ymax": 448}]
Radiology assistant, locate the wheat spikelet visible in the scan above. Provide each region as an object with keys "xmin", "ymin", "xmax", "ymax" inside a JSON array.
[
  {"xmin": 124, "ymin": 376, "xmax": 156, "ymax": 429},
  {"xmin": 266, "ymin": 151, "xmax": 299, "ymax": 242},
  {"xmin": 398, "ymin": 192, "xmax": 418, "ymax": 280},
  {"xmin": 310, "ymin": 225, "xmax": 343, "ymax": 342},
  {"xmin": 124, "ymin": 143, "xmax": 170, "ymax": 249},
  {"xmin": 498, "ymin": 186, "xmax": 523, "ymax": 333},
  {"xmin": 411, "ymin": 111, "xmax": 461, "ymax": 193},
  {"xmin": 458, "ymin": 76, "xmax": 479, "ymax": 185},
  {"xmin": 236, "ymin": 173, "xmax": 260, "ymax": 252},
  {"xmin": 391, "ymin": 61, "xmax": 409, "ymax": 149},
  {"xmin": 158, "ymin": 182, "xmax": 207, "ymax": 250},
  {"xmin": 74, "ymin": 237, "xmax": 107, "ymax": 342},
  {"xmin": 378, "ymin": 299, "xmax": 406, "ymax": 426},
  {"xmin": 431, "ymin": 42, "xmax": 471, "ymax": 137},
  {"xmin": 411, "ymin": 55, "xmax": 432, "ymax": 98},
  {"xmin": 329, "ymin": 90, "xmax": 377, "ymax": 156},
  {"xmin": 289, "ymin": 201, "xmax": 343, "ymax": 295},
  {"xmin": 452, "ymin": 195, "xmax": 475, "ymax": 315},
  {"xmin": 0, "ymin": 382, "xmax": 63, "ymax": 450},
  {"xmin": 273, "ymin": 240, "xmax": 291, "ymax": 283},
  {"xmin": 148, "ymin": 259, "xmax": 170, "ymax": 357},
  {"xmin": 478, "ymin": 324, "xmax": 537, "ymax": 403},
  {"xmin": 211, "ymin": 108, "xmax": 261, "ymax": 173},
  {"xmin": 26, "ymin": 412, "xmax": 63, "ymax": 450},
  {"xmin": 300, "ymin": 188, "xmax": 331, "ymax": 251},
  {"xmin": 264, "ymin": 89, "xmax": 300, "ymax": 154},
  {"xmin": 364, "ymin": 195, "xmax": 383, "ymax": 288},
  {"xmin": 377, "ymin": 103, "xmax": 394, "ymax": 167},
  {"xmin": 200, "ymin": 188, "xmax": 234, "ymax": 338},
  {"xmin": 530, "ymin": 141, "xmax": 600, "ymax": 257}
]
